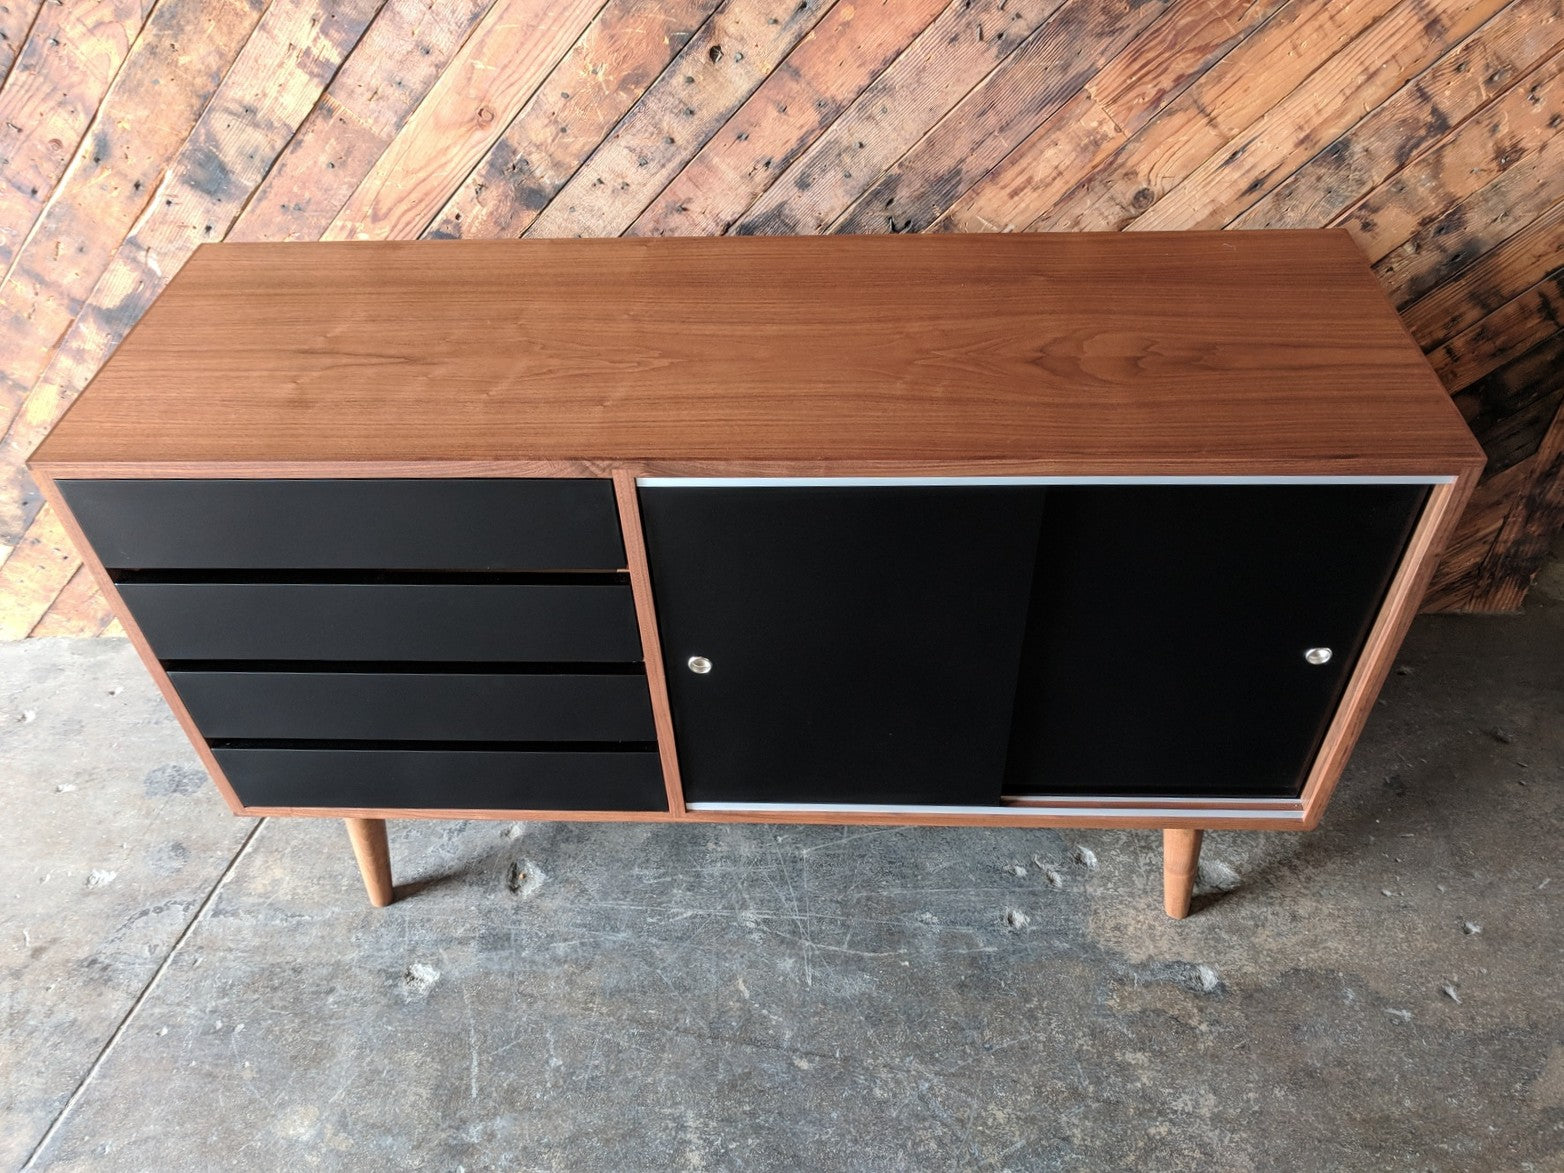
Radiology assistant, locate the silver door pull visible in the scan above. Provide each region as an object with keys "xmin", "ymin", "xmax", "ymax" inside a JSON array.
[
  {"xmin": 687, "ymin": 655, "xmax": 713, "ymax": 674},
  {"xmin": 1304, "ymin": 647, "xmax": 1333, "ymax": 665}
]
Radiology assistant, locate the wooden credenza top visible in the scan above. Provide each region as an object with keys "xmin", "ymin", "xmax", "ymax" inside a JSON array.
[{"xmin": 33, "ymin": 231, "xmax": 1482, "ymax": 476}]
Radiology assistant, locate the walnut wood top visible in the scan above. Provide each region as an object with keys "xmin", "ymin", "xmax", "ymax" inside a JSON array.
[{"xmin": 32, "ymin": 232, "xmax": 1482, "ymax": 475}]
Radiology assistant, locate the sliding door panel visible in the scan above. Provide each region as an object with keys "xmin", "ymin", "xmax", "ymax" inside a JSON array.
[
  {"xmin": 1005, "ymin": 484, "xmax": 1428, "ymax": 798},
  {"xmin": 642, "ymin": 486, "xmax": 1046, "ymax": 805}
]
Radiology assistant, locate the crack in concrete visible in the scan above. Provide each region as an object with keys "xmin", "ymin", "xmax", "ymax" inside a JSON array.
[{"xmin": 20, "ymin": 817, "xmax": 268, "ymax": 1170}]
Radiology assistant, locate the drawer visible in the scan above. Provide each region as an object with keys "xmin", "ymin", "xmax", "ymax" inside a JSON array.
[
  {"xmin": 57, "ymin": 478, "xmax": 626, "ymax": 570},
  {"xmin": 212, "ymin": 747, "xmax": 667, "ymax": 810},
  {"xmin": 118, "ymin": 582, "xmax": 640, "ymax": 662},
  {"xmin": 169, "ymin": 670, "xmax": 655, "ymax": 742}
]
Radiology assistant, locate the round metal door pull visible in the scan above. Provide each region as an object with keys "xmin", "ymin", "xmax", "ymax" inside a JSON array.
[
  {"xmin": 687, "ymin": 655, "xmax": 713, "ymax": 674},
  {"xmin": 1304, "ymin": 647, "xmax": 1333, "ymax": 665}
]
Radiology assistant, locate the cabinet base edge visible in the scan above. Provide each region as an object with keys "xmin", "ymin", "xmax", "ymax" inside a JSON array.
[{"xmin": 234, "ymin": 802, "xmax": 1308, "ymax": 830}]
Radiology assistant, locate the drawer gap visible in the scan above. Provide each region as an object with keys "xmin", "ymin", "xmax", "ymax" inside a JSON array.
[
  {"xmin": 208, "ymin": 738, "xmax": 660, "ymax": 752},
  {"xmin": 161, "ymin": 659, "xmax": 648, "ymax": 675},
  {"xmin": 110, "ymin": 568, "xmax": 629, "ymax": 586}
]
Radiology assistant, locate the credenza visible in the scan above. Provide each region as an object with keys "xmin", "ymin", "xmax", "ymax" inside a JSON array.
[{"xmin": 29, "ymin": 232, "xmax": 1484, "ymax": 918}]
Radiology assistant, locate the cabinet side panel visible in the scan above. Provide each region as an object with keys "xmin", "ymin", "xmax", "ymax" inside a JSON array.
[
  {"xmin": 614, "ymin": 471, "xmax": 686, "ymax": 815},
  {"xmin": 1299, "ymin": 476, "xmax": 1478, "ymax": 825}
]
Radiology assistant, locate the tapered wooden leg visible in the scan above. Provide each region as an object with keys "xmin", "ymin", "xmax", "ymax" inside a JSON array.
[
  {"xmin": 1163, "ymin": 828, "xmax": 1203, "ymax": 919},
  {"xmin": 345, "ymin": 818, "xmax": 394, "ymax": 907}
]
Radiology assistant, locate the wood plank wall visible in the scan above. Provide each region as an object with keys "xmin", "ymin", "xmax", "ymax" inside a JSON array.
[{"xmin": 1, "ymin": 0, "xmax": 1561, "ymax": 637}]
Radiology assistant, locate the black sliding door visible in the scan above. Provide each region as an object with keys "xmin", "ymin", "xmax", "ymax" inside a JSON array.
[
  {"xmin": 640, "ymin": 486, "xmax": 1047, "ymax": 805},
  {"xmin": 642, "ymin": 480, "xmax": 1427, "ymax": 808},
  {"xmin": 1004, "ymin": 484, "xmax": 1427, "ymax": 799}
]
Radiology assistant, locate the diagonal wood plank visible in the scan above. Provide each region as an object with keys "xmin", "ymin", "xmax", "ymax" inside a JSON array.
[
  {"xmin": 0, "ymin": 0, "xmax": 44, "ymax": 82},
  {"xmin": 932, "ymin": 88, "xmax": 1124, "ymax": 234},
  {"xmin": 0, "ymin": 501, "xmax": 72, "ymax": 639},
  {"xmin": 1422, "ymin": 454, "xmax": 1525, "ymax": 608},
  {"xmin": 428, "ymin": 0, "xmax": 720, "ymax": 240},
  {"xmin": 1337, "ymin": 50, "xmax": 1564, "ymax": 264},
  {"xmin": 1086, "ymin": 0, "xmax": 1283, "ymax": 137},
  {"xmin": 29, "ymin": 562, "xmax": 115, "ymax": 637},
  {"xmin": 321, "ymin": 0, "xmax": 607, "ymax": 241},
  {"xmin": 1429, "ymin": 271, "xmax": 1564, "ymax": 390},
  {"xmin": 1452, "ymin": 329, "xmax": 1564, "ymax": 470},
  {"xmin": 731, "ymin": 0, "xmax": 1072, "ymax": 236},
  {"xmin": 229, "ymin": 0, "xmax": 497, "ymax": 242},
  {"xmin": 833, "ymin": 0, "xmax": 1175, "ymax": 236},
  {"xmin": 1372, "ymin": 122, "xmax": 1564, "ymax": 305},
  {"xmin": 935, "ymin": 0, "xmax": 1290, "ymax": 233},
  {"xmin": 1030, "ymin": 0, "xmax": 1407, "ymax": 232},
  {"xmin": 0, "ymin": 0, "xmax": 269, "ymax": 434},
  {"xmin": 630, "ymin": 0, "xmax": 949, "ymax": 237},
  {"xmin": 525, "ymin": 0, "xmax": 835, "ymax": 238},
  {"xmin": 1235, "ymin": 0, "xmax": 1564, "ymax": 231},
  {"xmin": 0, "ymin": 0, "xmax": 384, "ymax": 558},
  {"xmin": 1129, "ymin": 0, "xmax": 1514, "ymax": 230},
  {"xmin": 0, "ymin": 0, "xmax": 155, "ymax": 275},
  {"xmin": 1402, "ymin": 195, "xmax": 1564, "ymax": 348},
  {"xmin": 1469, "ymin": 397, "xmax": 1564, "ymax": 608}
]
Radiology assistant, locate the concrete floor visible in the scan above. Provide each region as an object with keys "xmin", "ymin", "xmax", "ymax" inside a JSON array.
[{"xmin": 2, "ymin": 554, "xmax": 1561, "ymax": 1172}]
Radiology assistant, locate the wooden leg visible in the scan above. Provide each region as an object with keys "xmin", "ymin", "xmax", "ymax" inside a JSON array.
[
  {"xmin": 345, "ymin": 818, "xmax": 394, "ymax": 907},
  {"xmin": 1162, "ymin": 828, "xmax": 1203, "ymax": 919}
]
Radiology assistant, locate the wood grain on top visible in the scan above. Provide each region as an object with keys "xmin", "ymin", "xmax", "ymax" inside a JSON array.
[{"xmin": 32, "ymin": 232, "xmax": 1480, "ymax": 475}]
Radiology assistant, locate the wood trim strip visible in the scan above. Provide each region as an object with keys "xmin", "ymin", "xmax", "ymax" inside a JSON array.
[
  {"xmin": 234, "ymin": 804, "xmax": 1307, "ymax": 832},
  {"xmin": 31, "ymin": 460, "xmax": 618, "ymax": 480},
  {"xmin": 243, "ymin": 806, "xmax": 675, "ymax": 821},
  {"xmin": 628, "ymin": 456, "xmax": 1476, "ymax": 478},
  {"xmin": 687, "ymin": 801, "xmax": 1307, "ymax": 822},
  {"xmin": 639, "ymin": 475, "xmax": 1456, "ymax": 487},
  {"xmin": 614, "ymin": 470, "xmax": 686, "ymax": 816},
  {"xmin": 32, "ymin": 456, "xmax": 1481, "ymax": 482},
  {"xmin": 1298, "ymin": 469, "xmax": 1482, "ymax": 826},
  {"xmin": 32, "ymin": 469, "xmax": 249, "ymax": 817},
  {"xmin": 1003, "ymin": 795, "xmax": 1304, "ymax": 811}
]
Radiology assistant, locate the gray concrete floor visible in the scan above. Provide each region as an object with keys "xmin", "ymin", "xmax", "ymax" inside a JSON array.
[{"xmin": 2, "ymin": 554, "xmax": 1561, "ymax": 1172}]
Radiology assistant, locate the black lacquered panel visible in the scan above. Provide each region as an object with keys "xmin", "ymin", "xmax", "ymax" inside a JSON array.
[
  {"xmin": 214, "ymin": 747, "xmax": 666, "ymax": 810},
  {"xmin": 641, "ymin": 486, "xmax": 1047, "ymax": 805},
  {"xmin": 57, "ymin": 478, "xmax": 626, "ymax": 570},
  {"xmin": 1004, "ymin": 483, "xmax": 1428, "ymax": 799},
  {"xmin": 169, "ymin": 670, "xmax": 655, "ymax": 742},
  {"xmin": 118, "ymin": 582, "xmax": 640, "ymax": 661}
]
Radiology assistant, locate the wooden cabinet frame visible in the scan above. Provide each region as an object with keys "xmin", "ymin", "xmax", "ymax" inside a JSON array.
[{"xmin": 30, "ymin": 233, "xmax": 1485, "ymax": 917}]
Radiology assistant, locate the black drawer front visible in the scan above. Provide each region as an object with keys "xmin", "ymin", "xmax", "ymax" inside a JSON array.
[
  {"xmin": 118, "ymin": 582, "xmax": 640, "ymax": 662},
  {"xmin": 169, "ymin": 671, "xmax": 655, "ymax": 742},
  {"xmin": 58, "ymin": 478, "xmax": 626, "ymax": 570},
  {"xmin": 213, "ymin": 748, "xmax": 666, "ymax": 810}
]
